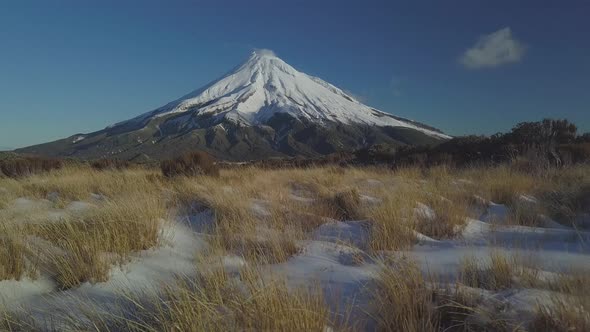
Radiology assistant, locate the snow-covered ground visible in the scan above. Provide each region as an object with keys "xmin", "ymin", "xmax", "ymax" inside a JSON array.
[{"xmin": 1, "ymin": 178, "xmax": 589, "ymax": 330}]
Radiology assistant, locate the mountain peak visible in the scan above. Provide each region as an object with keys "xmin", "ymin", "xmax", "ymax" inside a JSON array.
[
  {"xmin": 115, "ymin": 51, "xmax": 449, "ymax": 139},
  {"xmin": 18, "ymin": 50, "xmax": 449, "ymax": 161}
]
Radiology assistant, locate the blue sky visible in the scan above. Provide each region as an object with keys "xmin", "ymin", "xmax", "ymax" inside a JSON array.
[{"xmin": 1, "ymin": 0, "xmax": 589, "ymax": 149}]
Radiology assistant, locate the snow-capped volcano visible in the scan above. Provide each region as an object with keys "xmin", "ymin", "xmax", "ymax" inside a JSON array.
[
  {"xmin": 19, "ymin": 50, "xmax": 449, "ymax": 161},
  {"xmin": 119, "ymin": 50, "xmax": 447, "ymax": 139}
]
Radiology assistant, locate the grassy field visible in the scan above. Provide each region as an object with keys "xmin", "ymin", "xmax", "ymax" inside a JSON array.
[{"xmin": 1, "ymin": 163, "xmax": 589, "ymax": 331}]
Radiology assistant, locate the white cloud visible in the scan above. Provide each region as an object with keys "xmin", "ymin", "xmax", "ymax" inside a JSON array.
[
  {"xmin": 460, "ymin": 27, "xmax": 526, "ymax": 69},
  {"xmin": 343, "ymin": 89, "xmax": 367, "ymax": 103},
  {"xmin": 253, "ymin": 48, "xmax": 277, "ymax": 57}
]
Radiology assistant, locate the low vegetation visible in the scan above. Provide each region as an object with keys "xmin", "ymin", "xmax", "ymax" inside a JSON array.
[
  {"xmin": 0, "ymin": 145, "xmax": 589, "ymax": 329},
  {"xmin": 372, "ymin": 261, "xmax": 439, "ymax": 331},
  {"xmin": 161, "ymin": 151, "xmax": 219, "ymax": 178},
  {"xmin": 90, "ymin": 158, "xmax": 131, "ymax": 171},
  {"xmin": 531, "ymin": 271, "xmax": 590, "ymax": 331},
  {"xmin": 362, "ymin": 118, "xmax": 590, "ymax": 169},
  {"xmin": 0, "ymin": 156, "xmax": 63, "ymax": 178},
  {"xmin": 29, "ymin": 193, "xmax": 166, "ymax": 289},
  {"xmin": 0, "ymin": 225, "xmax": 35, "ymax": 281},
  {"xmin": 55, "ymin": 267, "xmax": 333, "ymax": 332}
]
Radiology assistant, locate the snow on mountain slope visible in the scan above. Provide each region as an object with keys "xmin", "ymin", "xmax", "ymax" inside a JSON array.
[{"xmin": 118, "ymin": 50, "xmax": 449, "ymax": 139}]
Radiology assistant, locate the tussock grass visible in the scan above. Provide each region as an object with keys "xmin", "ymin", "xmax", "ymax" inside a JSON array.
[
  {"xmin": 235, "ymin": 267, "xmax": 331, "ymax": 331},
  {"xmin": 532, "ymin": 269, "xmax": 590, "ymax": 331},
  {"xmin": 371, "ymin": 260, "xmax": 439, "ymax": 331},
  {"xmin": 20, "ymin": 166, "xmax": 163, "ymax": 204},
  {"xmin": 369, "ymin": 169, "xmax": 472, "ymax": 249},
  {"xmin": 2, "ymin": 163, "xmax": 590, "ymax": 329},
  {"xmin": 548, "ymin": 271, "xmax": 590, "ymax": 295},
  {"xmin": 79, "ymin": 267, "xmax": 333, "ymax": 332},
  {"xmin": 459, "ymin": 252, "xmax": 545, "ymax": 291},
  {"xmin": 460, "ymin": 164, "xmax": 590, "ymax": 226},
  {"xmin": 532, "ymin": 296, "xmax": 590, "ymax": 332},
  {"xmin": 0, "ymin": 178, "xmax": 24, "ymax": 209},
  {"xmin": 369, "ymin": 190, "xmax": 418, "ymax": 251},
  {"xmin": 172, "ymin": 179, "xmax": 301, "ymax": 264},
  {"xmin": 543, "ymin": 183, "xmax": 590, "ymax": 226},
  {"xmin": 466, "ymin": 166, "xmax": 537, "ymax": 205},
  {"xmin": 459, "ymin": 252, "xmax": 515, "ymax": 290},
  {"xmin": 28, "ymin": 192, "xmax": 166, "ymax": 289},
  {"xmin": 311, "ymin": 188, "xmax": 364, "ymax": 221},
  {"xmin": 0, "ymin": 225, "xmax": 37, "ymax": 281},
  {"xmin": 373, "ymin": 258, "xmax": 527, "ymax": 332},
  {"xmin": 506, "ymin": 197, "xmax": 545, "ymax": 227},
  {"xmin": 416, "ymin": 194, "xmax": 469, "ymax": 239},
  {"xmin": 0, "ymin": 309, "xmax": 39, "ymax": 332}
]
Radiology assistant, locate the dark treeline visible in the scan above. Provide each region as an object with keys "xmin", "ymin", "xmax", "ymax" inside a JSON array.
[
  {"xmin": 355, "ymin": 118, "xmax": 590, "ymax": 169},
  {"xmin": 0, "ymin": 156, "xmax": 64, "ymax": 178},
  {"xmin": 2, "ymin": 118, "xmax": 588, "ymax": 178}
]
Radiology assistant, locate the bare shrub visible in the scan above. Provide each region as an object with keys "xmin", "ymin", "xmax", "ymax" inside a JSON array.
[
  {"xmin": 0, "ymin": 157, "xmax": 63, "ymax": 178},
  {"xmin": 161, "ymin": 151, "xmax": 219, "ymax": 178},
  {"xmin": 312, "ymin": 188, "xmax": 363, "ymax": 221},
  {"xmin": 90, "ymin": 158, "xmax": 131, "ymax": 171}
]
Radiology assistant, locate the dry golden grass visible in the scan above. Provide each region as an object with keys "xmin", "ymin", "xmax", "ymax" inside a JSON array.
[
  {"xmin": 0, "ymin": 166, "xmax": 168, "ymax": 287},
  {"xmin": 548, "ymin": 271, "xmax": 590, "ymax": 295},
  {"xmin": 0, "ymin": 309, "xmax": 39, "ymax": 332},
  {"xmin": 312, "ymin": 188, "xmax": 365, "ymax": 221},
  {"xmin": 18, "ymin": 166, "xmax": 164, "ymax": 204},
  {"xmin": 531, "ymin": 269, "xmax": 590, "ymax": 331},
  {"xmin": 369, "ymin": 190, "xmax": 418, "ymax": 251},
  {"xmin": 1, "ymin": 164, "xmax": 588, "ymax": 281},
  {"xmin": 459, "ymin": 252, "xmax": 517, "ymax": 290},
  {"xmin": 459, "ymin": 164, "xmax": 590, "ymax": 226},
  {"xmin": 72, "ymin": 267, "xmax": 333, "ymax": 332},
  {"xmin": 1, "ymin": 163, "xmax": 590, "ymax": 330},
  {"xmin": 371, "ymin": 260, "xmax": 439, "ymax": 331},
  {"xmin": 506, "ymin": 198, "xmax": 546, "ymax": 227},
  {"xmin": 0, "ymin": 178, "xmax": 24, "ymax": 209},
  {"xmin": 459, "ymin": 252, "xmax": 546, "ymax": 291},
  {"xmin": 0, "ymin": 225, "xmax": 37, "ymax": 281},
  {"xmin": 373, "ymin": 257, "xmax": 529, "ymax": 332},
  {"xmin": 369, "ymin": 168, "xmax": 472, "ymax": 250},
  {"xmin": 171, "ymin": 178, "xmax": 302, "ymax": 264},
  {"xmin": 532, "ymin": 295, "xmax": 590, "ymax": 332},
  {"xmin": 416, "ymin": 194, "xmax": 470, "ymax": 240},
  {"xmin": 26, "ymin": 192, "xmax": 166, "ymax": 289}
]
